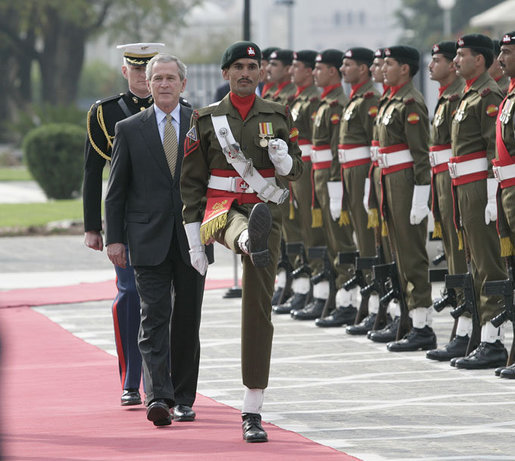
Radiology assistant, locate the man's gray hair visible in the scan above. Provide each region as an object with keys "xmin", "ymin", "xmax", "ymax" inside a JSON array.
[{"xmin": 146, "ymin": 54, "xmax": 187, "ymax": 81}]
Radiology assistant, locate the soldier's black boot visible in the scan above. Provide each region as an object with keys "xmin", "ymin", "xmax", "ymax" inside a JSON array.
[
  {"xmin": 455, "ymin": 341, "xmax": 508, "ymax": 369},
  {"xmin": 242, "ymin": 413, "xmax": 268, "ymax": 443},
  {"xmin": 426, "ymin": 335, "xmax": 469, "ymax": 361},
  {"xmin": 248, "ymin": 203, "xmax": 272, "ymax": 268},
  {"xmin": 500, "ymin": 363, "xmax": 515, "ymax": 379},
  {"xmin": 368, "ymin": 316, "xmax": 400, "ymax": 343},
  {"xmin": 273, "ymin": 292, "xmax": 309, "ymax": 314},
  {"xmin": 291, "ymin": 297, "xmax": 326, "ymax": 320},
  {"xmin": 387, "ymin": 326, "xmax": 437, "ymax": 352},
  {"xmin": 316, "ymin": 286, "xmax": 359, "ymax": 327},
  {"xmin": 346, "ymin": 313, "xmax": 376, "ymax": 335}
]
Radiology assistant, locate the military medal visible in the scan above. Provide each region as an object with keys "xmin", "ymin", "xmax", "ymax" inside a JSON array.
[
  {"xmin": 434, "ymin": 104, "xmax": 445, "ymax": 127},
  {"xmin": 344, "ymin": 101, "xmax": 356, "ymax": 121},
  {"xmin": 500, "ymin": 99, "xmax": 513, "ymax": 124},
  {"xmin": 455, "ymin": 100, "xmax": 467, "ymax": 122},
  {"xmin": 382, "ymin": 106, "xmax": 394, "ymax": 125},
  {"xmin": 259, "ymin": 122, "xmax": 273, "ymax": 147}
]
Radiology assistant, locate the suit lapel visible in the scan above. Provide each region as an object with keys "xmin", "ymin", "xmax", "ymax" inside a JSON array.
[{"xmin": 175, "ymin": 104, "xmax": 193, "ymax": 184}]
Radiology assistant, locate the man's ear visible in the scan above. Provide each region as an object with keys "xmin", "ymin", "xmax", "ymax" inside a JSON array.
[
  {"xmin": 222, "ymin": 69, "xmax": 229, "ymax": 81},
  {"xmin": 121, "ymin": 65, "xmax": 129, "ymax": 81}
]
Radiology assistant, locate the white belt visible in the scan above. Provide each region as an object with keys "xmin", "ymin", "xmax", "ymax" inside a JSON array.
[
  {"xmin": 338, "ymin": 146, "xmax": 371, "ymax": 164},
  {"xmin": 377, "ymin": 149, "xmax": 413, "ymax": 168},
  {"xmin": 370, "ymin": 146, "xmax": 379, "ymax": 162},
  {"xmin": 208, "ymin": 175, "xmax": 277, "ymax": 194},
  {"xmin": 429, "ymin": 148, "xmax": 452, "ymax": 167},
  {"xmin": 311, "ymin": 148, "xmax": 332, "ymax": 163},
  {"xmin": 448, "ymin": 158, "xmax": 488, "ymax": 179},
  {"xmin": 299, "ymin": 144, "xmax": 312, "ymax": 159},
  {"xmin": 493, "ymin": 163, "xmax": 515, "ymax": 182}
]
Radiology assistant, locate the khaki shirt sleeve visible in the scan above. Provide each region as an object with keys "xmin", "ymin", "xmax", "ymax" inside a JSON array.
[
  {"xmin": 282, "ymin": 110, "xmax": 304, "ymax": 181},
  {"xmin": 328, "ymin": 104, "xmax": 342, "ymax": 181},
  {"xmin": 478, "ymin": 90, "xmax": 502, "ymax": 172},
  {"xmin": 404, "ymin": 99, "xmax": 430, "ymax": 185},
  {"xmin": 359, "ymin": 95, "xmax": 379, "ymax": 145}
]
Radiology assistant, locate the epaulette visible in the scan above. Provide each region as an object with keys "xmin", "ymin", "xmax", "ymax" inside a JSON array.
[
  {"xmin": 180, "ymin": 96, "xmax": 192, "ymax": 108},
  {"xmin": 481, "ymin": 88, "xmax": 491, "ymax": 98},
  {"xmin": 364, "ymin": 91, "xmax": 375, "ymax": 99},
  {"xmin": 94, "ymin": 93, "xmax": 124, "ymax": 107},
  {"xmin": 448, "ymin": 94, "xmax": 459, "ymax": 102},
  {"xmin": 404, "ymin": 97, "xmax": 416, "ymax": 105}
]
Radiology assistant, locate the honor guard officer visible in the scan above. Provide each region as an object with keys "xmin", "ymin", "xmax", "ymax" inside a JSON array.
[
  {"xmin": 493, "ymin": 30, "xmax": 515, "ymax": 378},
  {"xmin": 317, "ymin": 47, "xmax": 379, "ymax": 328},
  {"xmin": 490, "ymin": 40, "xmax": 510, "ymax": 95},
  {"xmin": 449, "ymin": 34, "xmax": 508, "ymax": 369},
  {"xmin": 83, "ymin": 42, "xmax": 164, "ymax": 406},
  {"xmin": 375, "ymin": 46, "xmax": 435, "ymax": 352},
  {"xmin": 180, "ymin": 41, "xmax": 303, "ymax": 442},
  {"xmin": 265, "ymin": 49, "xmax": 297, "ymax": 104},
  {"xmin": 260, "ymin": 47, "xmax": 280, "ymax": 98},
  {"xmin": 292, "ymin": 49, "xmax": 357, "ymax": 321},
  {"xmin": 425, "ymin": 42, "xmax": 469, "ymax": 362}
]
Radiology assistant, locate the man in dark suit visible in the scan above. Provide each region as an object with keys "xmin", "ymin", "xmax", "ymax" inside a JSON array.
[{"xmin": 105, "ymin": 53, "xmax": 209, "ymax": 427}]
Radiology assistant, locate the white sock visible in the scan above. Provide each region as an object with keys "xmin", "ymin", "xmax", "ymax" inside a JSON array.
[
  {"xmin": 481, "ymin": 321, "xmax": 504, "ymax": 343},
  {"xmin": 292, "ymin": 276, "xmax": 310, "ymax": 294},
  {"xmin": 242, "ymin": 387, "xmax": 264, "ymax": 414},
  {"xmin": 456, "ymin": 316, "xmax": 472, "ymax": 337},
  {"xmin": 313, "ymin": 280, "xmax": 330, "ymax": 299}
]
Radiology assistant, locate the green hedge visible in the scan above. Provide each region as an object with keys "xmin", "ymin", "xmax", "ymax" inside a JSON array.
[{"xmin": 23, "ymin": 123, "xmax": 85, "ymax": 200}]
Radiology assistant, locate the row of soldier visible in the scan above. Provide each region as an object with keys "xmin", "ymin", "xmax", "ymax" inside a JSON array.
[{"xmin": 260, "ymin": 33, "xmax": 515, "ymax": 378}]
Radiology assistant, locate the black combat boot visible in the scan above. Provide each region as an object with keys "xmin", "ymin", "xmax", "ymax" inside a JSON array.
[
  {"xmin": 426, "ymin": 335, "xmax": 469, "ymax": 361},
  {"xmin": 346, "ymin": 313, "xmax": 377, "ymax": 335},
  {"xmin": 242, "ymin": 413, "xmax": 268, "ymax": 442},
  {"xmin": 387, "ymin": 326, "xmax": 437, "ymax": 352},
  {"xmin": 367, "ymin": 316, "xmax": 399, "ymax": 343},
  {"xmin": 315, "ymin": 306, "xmax": 357, "ymax": 327},
  {"xmin": 455, "ymin": 341, "xmax": 508, "ymax": 369},
  {"xmin": 291, "ymin": 297, "xmax": 326, "ymax": 320}
]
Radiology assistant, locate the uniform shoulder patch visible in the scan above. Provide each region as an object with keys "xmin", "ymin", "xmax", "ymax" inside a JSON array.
[
  {"xmin": 448, "ymin": 94, "xmax": 460, "ymax": 102},
  {"xmin": 404, "ymin": 97, "xmax": 416, "ymax": 105},
  {"xmin": 368, "ymin": 106, "xmax": 379, "ymax": 118},
  {"xmin": 407, "ymin": 112, "xmax": 420, "ymax": 124},
  {"xmin": 481, "ymin": 88, "xmax": 491, "ymax": 98},
  {"xmin": 186, "ymin": 126, "xmax": 197, "ymax": 142},
  {"xmin": 364, "ymin": 91, "xmax": 375, "ymax": 99},
  {"xmin": 486, "ymin": 104, "xmax": 499, "ymax": 117},
  {"xmin": 289, "ymin": 126, "xmax": 299, "ymax": 142},
  {"xmin": 330, "ymin": 113, "xmax": 340, "ymax": 125}
]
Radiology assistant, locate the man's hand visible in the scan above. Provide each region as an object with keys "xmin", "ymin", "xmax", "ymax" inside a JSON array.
[
  {"xmin": 268, "ymin": 138, "xmax": 293, "ymax": 175},
  {"xmin": 409, "ymin": 185, "xmax": 431, "ymax": 225},
  {"xmin": 184, "ymin": 222, "xmax": 209, "ymax": 276},
  {"xmin": 327, "ymin": 182, "xmax": 343, "ymax": 221},
  {"xmin": 485, "ymin": 178, "xmax": 498, "ymax": 225},
  {"xmin": 107, "ymin": 243, "xmax": 127, "ymax": 268},
  {"xmin": 84, "ymin": 230, "xmax": 104, "ymax": 251}
]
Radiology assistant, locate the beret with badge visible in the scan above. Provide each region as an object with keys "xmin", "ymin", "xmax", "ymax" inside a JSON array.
[
  {"xmin": 344, "ymin": 47, "xmax": 375, "ymax": 67},
  {"xmin": 316, "ymin": 49, "xmax": 344, "ymax": 69},
  {"xmin": 431, "ymin": 41, "xmax": 457, "ymax": 60},
  {"xmin": 221, "ymin": 41, "xmax": 262, "ymax": 69},
  {"xmin": 269, "ymin": 49, "xmax": 294, "ymax": 66},
  {"xmin": 293, "ymin": 49, "xmax": 318, "ymax": 69},
  {"xmin": 456, "ymin": 34, "xmax": 494, "ymax": 59}
]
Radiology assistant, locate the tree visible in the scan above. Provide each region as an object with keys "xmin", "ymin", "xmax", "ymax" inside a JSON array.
[{"xmin": 395, "ymin": 0, "xmax": 505, "ymax": 51}]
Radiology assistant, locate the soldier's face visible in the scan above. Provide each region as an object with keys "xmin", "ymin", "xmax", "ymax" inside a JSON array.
[
  {"xmin": 428, "ymin": 54, "xmax": 453, "ymax": 82},
  {"xmin": 382, "ymin": 57, "xmax": 402, "ymax": 86},
  {"xmin": 148, "ymin": 61, "xmax": 186, "ymax": 111},
  {"xmin": 290, "ymin": 60, "xmax": 313, "ymax": 86},
  {"xmin": 122, "ymin": 64, "xmax": 149, "ymax": 97},
  {"xmin": 313, "ymin": 62, "xmax": 331, "ymax": 87},
  {"xmin": 370, "ymin": 58, "xmax": 384, "ymax": 83},
  {"xmin": 454, "ymin": 48, "xmax": 479, "ymax": 79},
  {"xmin": 267, "ymin": 59, "xmax": 290, "ymax": 83},
  {"xmin": 499, "ymin": 45, "xmax": 515, "ymax": 78},
  {"xmin": 222, "ymin": 58, "xmax": 260, "ymax": 97},
  {"xmin": 341, "ymin": 58, "xmax": 360, "ymax": 84}
]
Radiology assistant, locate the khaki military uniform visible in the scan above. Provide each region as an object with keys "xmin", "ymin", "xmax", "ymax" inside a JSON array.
[
  {"xmin": 430, "ymin": 77, "xmax": 467, "ymax": 279},
  {"xmin": 311, "ymin": 85, "xmax": 356, "ymax": 285},
  {"xmin": 496, "ymin": 75, "xmax": 510, "ymax": 96},
  {"xmin": 339, "ymin": 80, "xmax": 378, "ymax": 273},
  {"xmin": 377, "ymin": 81, "xmax": 432, "ymax": 309},
  {"xmin": 181, "ymin": 94, "xmax": 303, "ymax": 389},
  {"xmin": 261, "ymin": 83, "xmax": 278, "ymax": 101},
  {"xmin": 450, "ymin": 71, "xmax": 507, "ymax": 324}
]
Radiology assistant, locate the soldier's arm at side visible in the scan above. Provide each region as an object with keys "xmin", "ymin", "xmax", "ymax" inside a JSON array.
[
  {"xmin": 479, "ymin": 90, "xmax": 503, "ymax": 174},
  {"xmin": 280, "ymin": 110, "xmax": 303, "ymax": 181},
  {"xmin": 404, "ymin": 99, "xmax": 431, "ymax": 185}
]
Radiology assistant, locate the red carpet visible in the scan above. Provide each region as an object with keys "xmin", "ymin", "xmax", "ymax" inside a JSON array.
[
  {"xmin": 0, "ymin": 278, "xmax": 235, "ymax": 308},
  {"xmin": 0, "ymin": 307, "xmax": 359, "ymax": 460}
]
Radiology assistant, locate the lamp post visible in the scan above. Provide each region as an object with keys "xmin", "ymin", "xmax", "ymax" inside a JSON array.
[{"xmin": 437, "ymin": 0, "xmax": 456, "ymax": 38}]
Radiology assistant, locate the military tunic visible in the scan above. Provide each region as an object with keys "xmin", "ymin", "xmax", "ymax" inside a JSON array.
[
  {"xmin": 430, "ymin": 77, "xmax": 467, "ymax": 279},
  {"xmin": 450, "ymin": 71, "xmax": 507, "ymax": 324},
  {"xmin": 311, "ymin": 85, "xmax": 356, "ymax": 285},
  {"xmin": 377, "ymin": 80, "xmax": 432, "ymax": 309},
  {"xmin": 495, "ymin": 74, "xmax": 510, "ymax": 95},
  {"xmin": 181, "ymin": 94, "xmax": 302, "ymax": 389}
]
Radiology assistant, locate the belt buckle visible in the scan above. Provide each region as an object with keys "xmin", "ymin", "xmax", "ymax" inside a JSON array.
[
  {"xmin": 493, "ymin": 166, "xmax": 502, "ymax": 182},
  {"xmin": 448, "ymin": 162, "xmax": 457, "ymax": 178},
  {"xmin": 234, "ymin": 177, "xmax": 249, "ymax": 193},
  {"xmin": 370, "ymin": 147, "xmax": 378, "ymax": 162},
  {"xmin": 429, "ymin": 152, "xmax": 437, "ymax": 167},
  {"xmin": 378, "ymin": 153, "xmax": 388, "ymax": 168},
  {"xmin": 338, "ymin": 149, "xmax": 346, "ymax": 163}
]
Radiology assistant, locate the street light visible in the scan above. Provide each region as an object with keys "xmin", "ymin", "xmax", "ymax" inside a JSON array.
[{"xmin": 437, "ymin": 0, "xmax": 456, "ymax": 38}]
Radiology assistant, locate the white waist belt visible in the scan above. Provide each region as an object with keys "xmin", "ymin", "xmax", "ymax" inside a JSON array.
[
  {"xmin": 377, "ymin": 149, "xmax": 413, "ymax": 168},
  {"xmin": 493, "ymin": 163, "xmax": 515, "ymax": 182},
  {"xmin": 299, "ymin": 144, "xmax": 312, "ymax": 158},
  {"xmin": 370, "ymin": 146, "xmax": 379, "ymax": 162},
  {"xmin": 429, "ymin": 148, "xmax": 452, "ymax": 167},
  {"xmin": 208, "ymin": 175, "xmax": 277, "ymax": 194},
  {"xmin": 311, "ymin": 148, "xmax": 332, "ymax": 163},
  {"xmin": 448, "ymin": 158, "xmax": 488, "ymax": 179},
  {"xmin": 338, "ymin": 146, "xmax": 371, "ymax": 164}
]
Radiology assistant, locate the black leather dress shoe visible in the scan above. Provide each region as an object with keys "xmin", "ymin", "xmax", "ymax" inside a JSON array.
[
  {"xmin": 242, "ymin": 413, "xmax": 268, "ymax": 443},
  {"xmin": 495, "ymin": 366, "xmax": 507, "ymax": 376},
  {"xmin": 173, "ymin": 404, "xmax": 196, "ymax": 421},
  {"xmin": 146, "ymin": 399, "xmax": 172, "ymax": 426},
  {"xmin": 291, "ymin": 297, "xmax": 325, "ymax": 320},
  {"xmin": 455, "ymin": 341, "xmax": 508, "ymax": 369},
  {"xmin": 346, "ymin": 313, "xmax": 377, "ymax": 335},
  {"xmin": 500, "ymin": 363, "xmax": 515, "ymax": 379},
  {"xmin": 248, "ymin": 203, "xmax": 272, "ymax": 267},
  {"xmin": 426, "ymin": 335, "xmax": 469, "ymax": 361},
  {"xmin": 387, "ymin": 326, "xmax": 437, "ymax": 352},
  {"xmin": 367, "ymin": 317, "xmax": 399, "ymax": 343},
  {"xmin": 273, "ymin": 292, "xmax": 308, "ymax": 314},
  {"xmin": 315, "ymin": 306, "xmax": 356, "ymax": 327},
  {"xmin": 121, "ymin": 388, "xmax": 142, "ymax": 406}
]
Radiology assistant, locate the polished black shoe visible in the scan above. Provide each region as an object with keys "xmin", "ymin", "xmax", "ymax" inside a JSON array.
[
  {"xmin": 273, "ymin": 292, "xmax": 308, "ymax": 314},
  {"xmin": 455, "ymin": 341, "xmax": 508, "ymax": 369},
  {"xmin": 315, "ymin": 306, "xmax": 356, "ymax": 327},
  {"xmin": 495, "ymin": 366, "xmax": 507, "ymax": 376},
  {"xmin": 500, "ymin": 363, "xmax": 515, "ymax": 379},
  {"xmin": 367, "ymin": 317, "xmax": 399, "ymax": 343},
  {"xmin": 449, "ymin": 356, "xmax": 461, "ymax": 367},
  {"xmin": 291, "ymin": 297, "xmax": 325, "ymax": 320},
  {"xmin": 346, "ymin": 313, "xmax": 377, "ymax": 335},
  {"xmin": 242, "ymin": 413, "xmax": 268, "ymax": 443},
  {"xmin": 173, "ymin": 404, "xmax": 196, "ymax": 421},
  {"xmin": 121, "ymin": 388, "xmax": 142, "ymax": 406},
  {"xmin": 426, "ymin": 335, "xmax": 469, "ymax": 361},
  {"xmin": 387, "ymin": 326, "xmax": 437, "ymax": 352},
  {"xmin": 248, "ymin": 203, "xmax": 272, "ymax": 267},
  {"xmin": 146, "ymin": 399, "xmax": 172, "ymax": 426}
]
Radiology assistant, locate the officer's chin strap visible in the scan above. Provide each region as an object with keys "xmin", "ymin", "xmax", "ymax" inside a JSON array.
[{"xmin": 242, "ymin": 387, "xmax": 264, "ymax": 414}]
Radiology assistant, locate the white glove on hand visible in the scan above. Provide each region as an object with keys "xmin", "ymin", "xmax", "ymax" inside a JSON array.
[
  {"xmin": 268, "ymin": 138, "xmax": 293, "ymax": 176},
  {"xmin": 327, "ymin": 181, "xmax": 343, "ymax": 221},
  {"xmin": 363, "ymin": 177, "xmax": 371, "ymax": 213},
  {"xmin": 485, "ymin": 178, "xmax": 498, "ymax": 225},
  {"xmin": 409, "ymin": 184, "xmax": 431, "ymax": 225},
  {"xmin": 184, "ymin": 222, "xmax": 208, "ymax": 276}
]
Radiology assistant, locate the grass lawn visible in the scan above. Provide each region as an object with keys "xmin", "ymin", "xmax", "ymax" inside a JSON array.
[
  {"xmin": 0, "ymin": 167, "xmax": 33, "ymax": 181},
  {"xmin": 0, "ymin": 200, "xmax": 85, "ymax": 228}
]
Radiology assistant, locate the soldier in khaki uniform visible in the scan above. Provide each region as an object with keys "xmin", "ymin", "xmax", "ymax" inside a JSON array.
[
  {"xmin": 180, "ymin": 41, "xmax": 302, "ymax": 442},
  {"xmin": 375, "ymin": 46, "xmax": 435, "ymax": 353},
  {"xmin": 491, "ymin": 39, "xmax": 510, "ymax": 95},
  {"xmin": 292, "ymin": 49, "xmax": 357, "ymax": 321},
  {"xmin": 258, "ymin": 47, "xmax": 279, "ymax": 98},
  {"xmin": 317, "ymin": 47, "xmax": 379, "ymax": 328},
  {"xmin": 493, "ymin": 30, "xmax": 515, "ymax": 378},
  {"xmin": 449, "ymin": 34, "xmax": 508, "ymax": 369},
  {"xmin": 424, "ymin": 41, "xmax": 469, "ymax": 362},
  {"xmin": 273, "ymin": 50, "xmax": 326, "ymax": 315}
]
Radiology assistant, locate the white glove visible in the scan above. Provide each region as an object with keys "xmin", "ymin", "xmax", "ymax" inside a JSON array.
[
  {"xmin": 327, "ymin": 181, "xmax": 343, "ymax": 221},
  {"xmin": 184, "ymin": 222, "xmax": 208, "ymax": 276},
  {"xmin": 268, "ymin": 138, "xmax": 293, "ymax": 176},
  {"xmin": 485, "ymin": 177, "xmax": 498, "ymax": 225},
  {"xmin": 409, "ymin": 184, "xmax": 431, "ymax": 225},
  {"xmin": 363, "ymin": 177, "xmax": 371, "ymax": 213}
]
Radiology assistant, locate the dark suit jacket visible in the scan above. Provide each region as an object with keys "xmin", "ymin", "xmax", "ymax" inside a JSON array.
[{"xmin": 105, "ymin": 102, "xmax": 206, "ymax": 267}]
